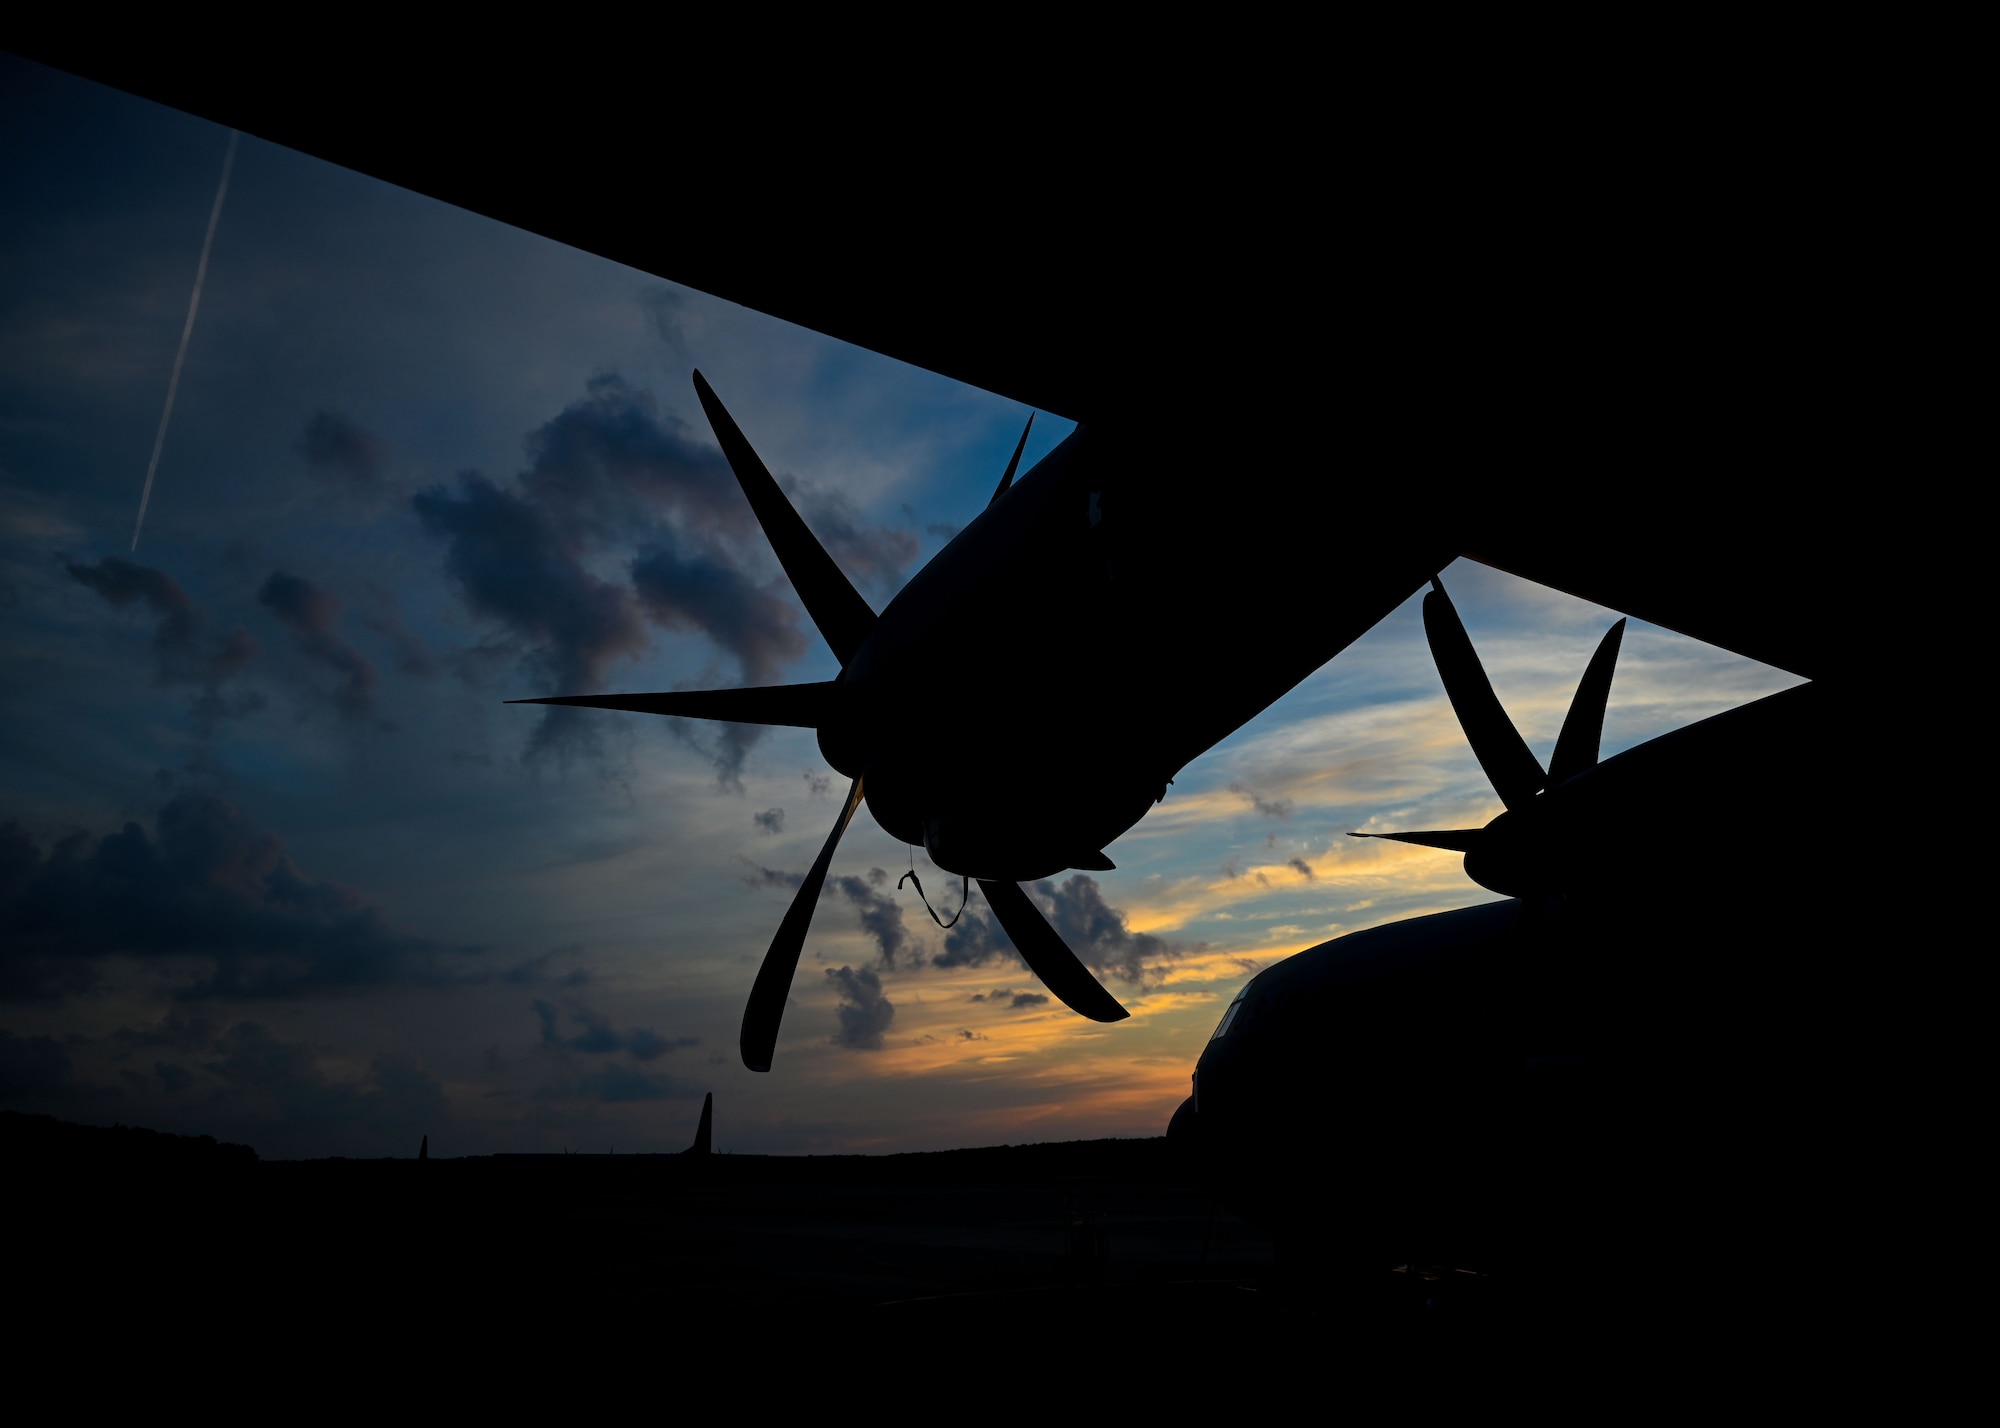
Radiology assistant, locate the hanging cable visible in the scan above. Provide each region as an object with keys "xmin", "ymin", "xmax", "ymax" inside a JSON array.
[{"xmin": 899, "ymin": 847, "xmax": 970, "ymax": 929}]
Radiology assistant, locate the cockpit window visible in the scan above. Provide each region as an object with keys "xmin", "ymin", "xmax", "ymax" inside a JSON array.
[{"xmin": 1209, "ymin": 986, "xmax": 1250, "ymax": 1041}]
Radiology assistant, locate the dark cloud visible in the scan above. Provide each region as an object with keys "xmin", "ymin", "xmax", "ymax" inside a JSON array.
[
  {"xmin": 786, "ymin": 480, "xmax": 919, "ymax": 596},
  {"xmin": 0, "ymin": 797, "xmax": 477, "ymax": 1001},
  {"xmin": 746, "ymin": 863, "xmax": 912, "ymax": 969},
  {"xmin": 1042, "ymin": 875, "xmax": 1192, "ymax": 985},
  {"xmin": 501, "ymin": 949, "xmax": 589, "ymax": 987},
  {"xmin": 414, "ymin": 375, "xmax": 913, "ymax": 777},
  {"xmin": 413, "ymin": 471, "xmax": 647, "ymax": 762},
  {"xmin": 629, "ymin": 533, "xmax": 808, "ymax": 684},
  {"xmin": 933, "ymin": 876, "xmax": 1197, "ymax": 987},
  {"xmin": 826, "ymin": 965, "xmax": 894, "ymax": 1050},
  {"xmin": 803, "ymin": 772, "xmax": 832, "ymax": 800},
  {"xmin": 296, "ymin": 411, "xmax": 387, "ymax": 489},
  {"xmin": 527, "ymin": 997, "xmax": 701, "ymax": 1103},
  {"xmin": 640, "ymin": 287, "xmax": 688, "ymax": 351},
  {"xmin": 518, "ymin": 374, "xmax": 744, "ymax": 544},
  {"xmin": 754, "ymin": 808, "xmax": 785, "ymax": 835},
  {"xmin": 932, "ymin": 897, "xmax": 1021, "ymax": 973},
  {"xmin": 64, "ymin": 557, "xmax": 261, "ymax": 729},
  {"xmin": 201, "ymin": 1021, "xmax": 448, "ymax": 1145},
  {"xmin": 967, "ymin": 987, "xmax": 1048, "ymax": 1009},
  {"xmin": 828, "ymin": 870, "xmax": 913, "ymax": 968},
  {"xmin": 568, "ymin": 1064, "xmax": 695, "ymax": 1103},
  {"xmin": 1287, "ymin": 857, "xmax": 1315, "ymax": 881},
  {"xmin": 106, "ymin": 1012, "xmax": 217, "ymax": 1056},
  {"xmin": 258, "ymin": 571, "xmax": 378, "ymax": 719},
  {"xmin": 628, "ymin": 529, "xmax": 810, "ymax": 785},
  {"xmin": 531, "ymin": 997, "xmax": 695, "ymax": 1062},
  {"xmin": 1230, "ymin": 783, "xmax": 1295, "ymax": 819},
  {"xmin": 745, "ymin": 864, "xmax": 801, "ymax": 894},
  {"xmin": 626, "ymin": 1028, "xmax": 697, "ymax": 1062},
  {"xmin": 355, "ymin": 585, "xmax": 437, "ymax": 678}
]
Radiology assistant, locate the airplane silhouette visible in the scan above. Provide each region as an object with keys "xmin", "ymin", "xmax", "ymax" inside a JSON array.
[
  {"xmin": 9, "ymin": 37, "xmax": 1881, "ymax": 1318},
  {"xmin": 1170, "ymin": 573, "xmax": 1841, "ymax": 1283}
]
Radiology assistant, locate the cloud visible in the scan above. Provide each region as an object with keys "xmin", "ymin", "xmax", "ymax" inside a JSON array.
[
  {"xmin": 567, "ymin": 1064, "xmax": 694, "ymax": 1102},
  {"xmin": 932, "ymin": 877, "xmax": 1188, "ymax": 986},
  {"xmin": 967, "ymin": 987, "xmax": 1049, "ymax": 1010},
  {"xmin": 640, "ymin": 287, "xmax": 689, "ymax": 352},
  {"xmin": 257, "ymin": 571, "xmax": 378, "ymax": 719},
  {"xmin": 754, "ymin": 808, "xmax": 785, "ymax": 835},
  {"xmin": 785, "ymin": 480, "xmax": 918, "ymax": 597},
  {"xmin": 1287, "ymin": 857, "xmax": 1316, "ymax": 881},
  {"xmin": 629, "ymin": 533, "xmax": 808, "ymax": 684},
  {"xmin": 527, "ymin": 998, "xmax": 702, "ymax": 1104},
  {"xmin": 296, "ymin": 411, "xmax": 387, "ymax": 489},
  {"xmin": 1230, "ymin": 782, "xmax": 1295, "ymax": 819},
  {"xmin": 932, "ymin": 898, "xmax": 1021, "ymax": 973},
  {"xmin": 500, "ymin": 949, "xmax": 590, "ymax": 987},
  {"xmin": 200, "ymin": 1020, "xmax": 448, "ymax": 1146},
  {"xmin": 531, "ymin": 997, "xmax": 696, "ymax": 1062},
  {"xmin": 414, "ymin": 375, "xmax": 910, "ymax": 777},
  {"xmin": 64, "ymin": 556, "xmax": 261, "ymax": 729},
  {"xmin": 354, "ymin": 586, "xmax": 436, "ymax": 678},
  {"xmin": 826, "ymin": 964, "xmax": 894, "ymax": 1050},
  {"xmin": 1040, "ymin": 875, "xmax": 1200, "ymax": 986},
  {"xmin": 0, "ymin": 796, "xmax": 477, "ymax": 1001},
  {"xmin": 518, "ymin": 374, "xmax": 745, "ymax": 547},
  {"xmin": 747, "ymin": 863, "xmax": 913, "ymax": 969},
  {"xmin": 828, "ymin": 869, "xmax": 913, "ymax": 968},
  {"xmin": 628, "ymin": 529, "xmax": 810, "ymax": 785},
  {"xmin": 413, "ymin": 471, "xmax": 647, "ymax": 761}
]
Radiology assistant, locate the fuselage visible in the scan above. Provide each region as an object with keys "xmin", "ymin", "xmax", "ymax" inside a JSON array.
[{"xmin": 1169, "ymin": 675, "xmax": 1849, "ymax": 1273}]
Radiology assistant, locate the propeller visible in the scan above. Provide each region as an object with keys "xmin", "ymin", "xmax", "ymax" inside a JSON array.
[
  {"xmin": 741, "ymin": 777, "xmax": 866, "ymax": 1072},
  {"xmin": 990, "ymin": 412, "xmax": 1034, "ymax": 505},
  {"xmin": 512, "ymin": 375, "xmax": 1124, "ymax": 1069},
  {"xmin": 1352, "ymin": 576, "xmax": 1627, "ymax": 897}
]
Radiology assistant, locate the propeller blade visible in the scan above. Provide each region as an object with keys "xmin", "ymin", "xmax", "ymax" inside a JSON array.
[
  {"xmin": 976, "ymin": 879, "xmax": 1130, "ymax": 1023},
  {"xmin": 692, "ymin": 371, "xmax": 878, "ymax": 666},
  {"xmin": 1423, "ymin": 579, "xmax": 1546, "ymax": 811},
  {"xmin": 989, "ymin": 412, "xmax": 1035, "ymax": 505},
  {"xmin": 1546, "ymin": 619, "xmax": 1627, "ymax": 787},
  {"xmin": 509, "ymin": 682, "xmax": 833, "ymax": 728},
  {"xmin": 1349, "ymin": 830, "xmax": 1485, "ymax": 852},
  {"xmin": 740, "ymin": 776, "xmax": 866, "ymax": 1072}
]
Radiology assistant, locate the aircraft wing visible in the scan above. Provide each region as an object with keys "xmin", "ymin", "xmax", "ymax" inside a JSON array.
[{"xmin": 9, "ymin": 32, "xmax": 1896, "ymax": 680}]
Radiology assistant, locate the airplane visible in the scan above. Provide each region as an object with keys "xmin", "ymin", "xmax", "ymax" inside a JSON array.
[
  {"xmin": 5, "ymin": 34, "xmax": 1883, "ymax": 1317},
  {"xmin": 1167, "ymin": 575, "xmax": 1842, "ymax": 1289}
]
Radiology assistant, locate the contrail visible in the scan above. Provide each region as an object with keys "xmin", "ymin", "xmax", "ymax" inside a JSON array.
[{"xmin": 132, "ymin": 129, "xmax": 239, "ymax": 552}]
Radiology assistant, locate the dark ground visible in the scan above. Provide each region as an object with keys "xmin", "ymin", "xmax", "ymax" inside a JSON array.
[{"xmin": 9, "ymin": 1112, "xmax": 1538, "ymax": 1387}]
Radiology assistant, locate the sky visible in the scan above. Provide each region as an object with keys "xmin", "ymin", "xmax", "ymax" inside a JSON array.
[{"xmin": 0, "ymin": 53, "xmax": 1806, "ymax": 1158}]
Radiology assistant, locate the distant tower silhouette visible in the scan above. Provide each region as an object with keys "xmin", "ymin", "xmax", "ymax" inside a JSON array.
[
  {"xmin": 418, "ymin": 1134, "xmax": 428, "ymax": 1161},
  {"xmin": 684, "ymin": 1092, "xmax": 713, "ymax": 1156}
]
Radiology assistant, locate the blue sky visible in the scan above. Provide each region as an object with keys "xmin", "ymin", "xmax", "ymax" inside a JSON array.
[{"xmin": 0, "ymin": 53, "xmax": 1804, "ymax": 1157}]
